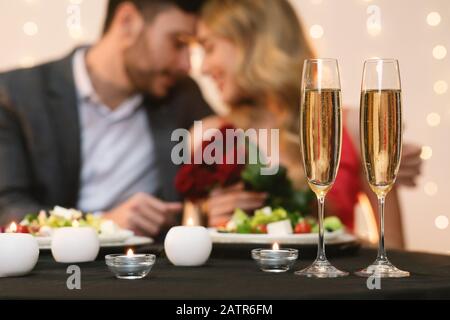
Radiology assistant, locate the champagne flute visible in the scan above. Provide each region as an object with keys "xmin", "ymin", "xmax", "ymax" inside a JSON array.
[
  {"xmin": 355, "ymin": 59, "xmax": 409, "ymax": 278},
  {"xmin": 296, "ymin": 59, "xmax": 348, "ymax": 278}
]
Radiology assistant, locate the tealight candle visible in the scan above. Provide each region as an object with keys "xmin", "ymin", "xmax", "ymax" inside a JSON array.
[
  {"xmin": 252, "ymin": 243, "xmax": 298, "ymax": 273},
  {"xmin": 51, "ymin": 222, "xmax": 100, "ymax": 263},
  {"xmin": 0, "ymin": 222, "xmax": 39, "ymax": 278},
  {"xmin": 106, "ymin": 249, "xmax": 156, "ymax": 280},
  {"xmin": 164, "ymin": 218, "xmax": 212, "ymax": 267}
]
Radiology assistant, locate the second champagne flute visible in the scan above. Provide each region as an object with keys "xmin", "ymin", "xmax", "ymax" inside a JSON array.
[
  {"xmin": 296, "ymin": 59, "xmax": 349, "ymax": 278},
  {"xmin": 355, "ymin": 59, "xmax": 410, "ymax": 278}
]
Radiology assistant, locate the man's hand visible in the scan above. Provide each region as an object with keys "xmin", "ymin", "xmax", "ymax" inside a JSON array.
[
  {"xmin": 397, "ymin": 143, "xmax": 423, "ymax": 187},
  {"xmin": 103, "ymin": 193, "xmax": 182, "ymax": 237},
  {"xmin": 204, "ymin": 183, "xmax": 267, "ymax": 227}
]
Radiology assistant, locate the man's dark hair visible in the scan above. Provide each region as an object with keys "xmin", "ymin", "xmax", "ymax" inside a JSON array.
[{"xmin": 103, "ymin": 0, "xmax": 206, "ymax": 33}]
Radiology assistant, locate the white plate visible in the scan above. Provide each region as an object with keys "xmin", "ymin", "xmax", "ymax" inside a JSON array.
[
  {"xmin": 36, "ymin": 229, "xmax": 135, "ymax": 247},
  {"xmin": 209, "ymin": 228, "xmax": 354, "ymax": 245}
]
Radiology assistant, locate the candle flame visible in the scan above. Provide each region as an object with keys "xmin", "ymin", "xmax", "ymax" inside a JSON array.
[
  {"xmin": 272, "ymin": 242, "xmax": 280, "ymax": 251},
  {"xmin": 187, "ymin": 217, "xmax": 195, "ymax": 227},
  {"xmin": 7, "ymin": 222, "xmax": 17, "ymax": 233},
  {"xmin": 127, "ymin": 249, "xmax": 134, "ymax": 257},
  {"xmin": 72, "ymin": 220, "xmax": 80, "ymax": 228}
]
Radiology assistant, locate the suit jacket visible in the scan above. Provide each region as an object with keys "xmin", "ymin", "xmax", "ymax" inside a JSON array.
[{"xmin": 0, "ymin": 50, "xmax": 212, "ymax": 225}]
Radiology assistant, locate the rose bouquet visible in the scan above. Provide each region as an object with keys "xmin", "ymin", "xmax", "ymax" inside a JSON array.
[{"xmin": 175, "ymin": 125, "xmax": 314, "ymax": 217}]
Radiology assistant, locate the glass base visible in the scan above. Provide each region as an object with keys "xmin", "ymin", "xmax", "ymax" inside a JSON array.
[
  {"xmin": 261, "ymin": 268, "xmax": 290, "ymax": 273},
  {"xmin": 355, "ymin": 258, "xmax": 410, "ymax": 278},
  {"xmin": 115, "ymin": 272, "xmax": 150, "ymax": 280},
  {"xmin": 295, "ymin": 260, "xmax": 349, "ymax": 278}
]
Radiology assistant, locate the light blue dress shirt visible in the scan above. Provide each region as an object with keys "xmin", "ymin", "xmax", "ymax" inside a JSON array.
[{"xmin": 73, "ymin": 49, "xmax": 160, "ymax": 213}]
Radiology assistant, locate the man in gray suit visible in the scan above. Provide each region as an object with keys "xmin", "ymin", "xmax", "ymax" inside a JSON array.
[{"xmin": 0, "ymin": 0, "xmax": 212, "ymax": 237}]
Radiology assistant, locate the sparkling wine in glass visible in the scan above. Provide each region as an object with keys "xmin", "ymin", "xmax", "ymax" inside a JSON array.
[
  {"xmin": 355, "ymin": 59, "xmax": 410, "ymax": 278},
  {"xmin": 296, "ymin": 59, "xmax": 349, "ymax": 278}
]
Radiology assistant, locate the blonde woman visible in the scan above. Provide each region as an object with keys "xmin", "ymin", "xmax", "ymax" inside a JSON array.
[{"xmin": 195, "ymin": 0, "xmax": 421, "ymax": 247}]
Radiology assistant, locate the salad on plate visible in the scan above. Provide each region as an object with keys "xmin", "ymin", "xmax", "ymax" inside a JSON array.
[
  {"xmin": 16, "ymin": 206, "xmax": 123, "ymax": 237},
  {"xmin": 217, "ymin": 207, "xmax": 344, "ymax": 236},
  {"xmin": 0, "ymin": 206, "xmax": 133, "ymax": 245}
]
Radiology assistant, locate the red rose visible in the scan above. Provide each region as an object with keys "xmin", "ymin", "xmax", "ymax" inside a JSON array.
[
  {"xmin": 175, "ymin": 165, "xmax": 196, "ymax": 195},
  {"xmin": 174, "ymin": 124, "xmax": 247, "ymax": 200}
]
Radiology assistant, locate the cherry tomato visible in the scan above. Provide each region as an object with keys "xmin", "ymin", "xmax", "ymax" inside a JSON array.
[
  {"xmin": 16, "ymin": 225, "xmax": 30, "ymax": 234},
  {"xmin": 295, "ymin": 220, "xmax": 312, "ymax": 234},
  {"xmin": 216, "ymin": 220, "xmax": 228, "ymax": 229},
  {"xmin": 254, "ymin": 224, "xmax": 268, "ymax": 234}
]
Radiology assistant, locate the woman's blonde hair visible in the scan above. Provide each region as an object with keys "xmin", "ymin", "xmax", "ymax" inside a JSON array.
[{"xmin": 201, "ymin": 0, "xmax": 316, "ymax": 134}]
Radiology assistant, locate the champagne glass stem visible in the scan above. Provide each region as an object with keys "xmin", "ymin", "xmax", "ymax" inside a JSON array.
[
  {"xmin": 377, "ymin": 196, "xmax": 387, "ymax": 261},
  {"xmin": 317, "ymin": 195, "xmax": 327, "ymax": 262}
]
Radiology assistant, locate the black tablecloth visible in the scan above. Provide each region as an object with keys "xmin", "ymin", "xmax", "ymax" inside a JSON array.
[{"xmin": 1, "ymin": 247, "xmax": 449, "ymax": 300}]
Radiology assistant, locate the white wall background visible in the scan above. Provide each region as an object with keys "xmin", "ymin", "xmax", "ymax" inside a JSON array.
[{"xmin": 0, "ymin": 0, "xmax": 448, "ymax": 254}]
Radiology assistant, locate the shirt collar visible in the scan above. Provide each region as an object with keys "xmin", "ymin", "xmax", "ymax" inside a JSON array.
[{"xmin": 73, "ymin": 48, "xmax": 97, "ymax": 103}]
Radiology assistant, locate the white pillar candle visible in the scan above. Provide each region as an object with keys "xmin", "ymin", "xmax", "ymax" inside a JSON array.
[
  {"xmin": 51, "ymin": 226, "xmax": 100, "ymax": 263},
  {"xmin": 164, "ymin": 225, "xmax": 212, "ymax": 267},
  {"xmin": 0, "ymin": 224, "xmax": 40, "ymax": 278}
]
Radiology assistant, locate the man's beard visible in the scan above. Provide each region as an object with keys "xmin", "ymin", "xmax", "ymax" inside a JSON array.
[
  {"xmin": 122, "ymin": 32, "xmax": 179, "ymax": 98},
  {"xmin": 124, "ymin": 62, "xmax": 183, "ymax": 99}
]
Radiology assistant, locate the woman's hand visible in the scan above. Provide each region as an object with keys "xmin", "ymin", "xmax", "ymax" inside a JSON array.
[
  {"xmin": 397, "ymin": 143, "xmax": 423, "ymax": 188},
  {"xmin": 203, "ymin": 183, "xmax": 267, "ymax": 227}
]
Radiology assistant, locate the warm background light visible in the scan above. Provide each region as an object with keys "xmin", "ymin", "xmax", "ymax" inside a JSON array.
[
  {"xmin": 420, "ymin": 146, "xmax": 433, "ymax": 160},
  {"xmin": 23, "ymin": 21, "xmax": 38, "ymax": 36},
  {"xmin": 309, "ymin": 24, "xmax": 324, "ymax": 39},
  {"xmin": 434, "ymin": 80, "xmax": 448, "ymax": 95},
  {"xmin": 427, "ymin": 12, "xmax": 441, "ymax": 26},
  {"xmin": 433, "ymin": 45, "xmax": 447, "ymax": 60},
  {"xmin": 427, "ymin": 113, "xmax": 441, "ymax": 127},
  {"xmin": 424, "ymin": 182, "xmax": 438, "ymax": 196},
  {"xmin": 434, "ymin": 215, "xmax": 449, "ymax": 230}
]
